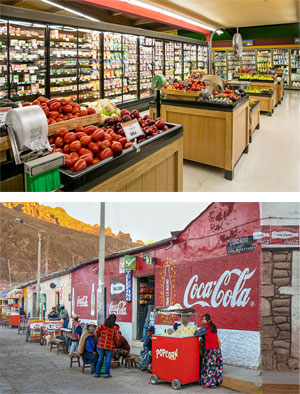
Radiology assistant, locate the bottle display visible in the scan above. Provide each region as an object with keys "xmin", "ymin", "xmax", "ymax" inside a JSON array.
[
  {"xmin": 242, "ymin": 49, "xmax": 256, "ymax": 71},
  {"xmin": 273, "ymin": 49, "xmax": 289, "ymax": 87},
  {"xmin": 227, "ymin": 50, "xmax": 241, "ymax": 79},
  {"xmin": 214, "ymin": 50, "xmax": 227, "ymax": 79},
  {"xmin": 104, "ymin": 32, "xmax": 122, "ymax": 103},
  {"xmin": 0, "ymin": 20, "xmax": 7, "ymax": 99},
  {"xmin": 91, "ymin": 282, "xmax": 95, "ymax": 316},
  {"xmin": 122, "ymin": 34, "xmax": 138, "ymax": 103},
  {"xmin": 140, "ymin": 36, "xmax": 154, "ymax": 99},
  {"xmin": 154, "ymin": 39, "xmax": 164, "ymax": 75},
  {"xmin": 197, "ymin": 45, "xmax": 208, "ymax": 71},
  {"xmin": 290, "ymin": 49, "xmax": 300, "ymax": 88},
  {"xmin": 257, "ymin": 49, "xmax": 272, "ymax": 71},
  {"xmin": 184, "ymin": 43, "xmax": 197, "ymax": 79},
  {"xmin": 165, "ymin": 41, "xmax": 175, "ymax": 83},
  {"xmin": 163, "ymin": 265, "xmax": 172, "ymax": 307},
  {"xmin": 9, "ymin": 21, "xmax": 46, "ymax": 101},
  {"xmin": 174, "ymin": 42, "xmax": 183, "ymax": 80}
]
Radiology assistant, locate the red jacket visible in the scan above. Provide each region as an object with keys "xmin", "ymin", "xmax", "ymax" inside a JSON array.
[
  {"xmin": 204, "ymin": 324, "xmax": 219, "ymax": 350},
  {"xmin": 96, "ymin": 324, "xmax": 120, "ymax": 350}
]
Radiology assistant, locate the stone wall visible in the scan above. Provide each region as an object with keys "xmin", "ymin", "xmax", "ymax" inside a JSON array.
[{"xmin": 260, "ymin": 250, "xmax": 298, "ymax": 371}]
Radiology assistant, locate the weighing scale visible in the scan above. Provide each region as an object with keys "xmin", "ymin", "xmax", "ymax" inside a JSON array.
[
  {"xmin": 152, "ymin": 74, "xmax": 166, "ymax": 118},
  {"xmin": 5, "ymin": 106, "xmax": 64, "ymax": 192}
]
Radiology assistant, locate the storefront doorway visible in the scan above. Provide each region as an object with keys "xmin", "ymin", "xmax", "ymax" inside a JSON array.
[{"xmin": 136, "ymin": 276, "xmax": 155, "ymax": 340}]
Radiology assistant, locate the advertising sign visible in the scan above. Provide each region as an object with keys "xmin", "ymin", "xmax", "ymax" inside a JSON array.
[
  {"xmin": 124, "ymin": 255, "xmax": 137, "ymax": 270},
  {"xmin": 270, "ymin": 226, "xmax": 299, "ymax": 245},
  {"xmin": 125, "ymin": 270, "xmax": 132, "ymax": 302},
  {"xmin": 243, "ymin": 39, "xmax": 253, "ymax": 46},
  {"xmin": 227, "ymin": 235, "xmax": 256, "ymax": 254}
]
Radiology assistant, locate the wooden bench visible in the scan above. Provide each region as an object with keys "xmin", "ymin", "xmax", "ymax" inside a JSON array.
[
  {"xmin": 70, "ymin": 352, "xmax": 81, "ymax": 368},
  {"xmin": 50, "ymin": 338, "xmax": 68, "ymax": 355},
  {"xmin": 124, "ymin": 355, "xmax": 137, "ymax": 369}
]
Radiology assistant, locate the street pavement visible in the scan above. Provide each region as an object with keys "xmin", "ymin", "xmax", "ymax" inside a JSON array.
[{"xmin": 0, "ymin": 327, "xmax": 237, "ymax": 394}]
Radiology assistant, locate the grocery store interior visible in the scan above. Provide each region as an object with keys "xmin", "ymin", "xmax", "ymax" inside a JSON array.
[{"xmin": 0, "ymin": 0, "xmax": 299, "ymax": 192}]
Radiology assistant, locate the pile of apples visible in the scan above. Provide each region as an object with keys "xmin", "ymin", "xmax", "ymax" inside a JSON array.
[
  {"xmin": 164, "ymin": 78, "xmax": 206, "ymax": 91},
  {"xmin": 22, "ymin": 96, "xmax": 96, "ymax": 124},
  {"xmin": 50, "ymin": 109, "xmax": 169, "ymax": 173}
]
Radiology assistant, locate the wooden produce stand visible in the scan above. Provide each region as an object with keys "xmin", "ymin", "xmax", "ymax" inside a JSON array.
[
  {"xmin": 249, "ymin": 80, "xmax": 278, "ymax": 108},
  {"xmin": 151, "ymin": 95, "xmax": 249, "ymax": 180},
  {"xmin": 249, "ymin": 102, "xmax": 260, "ymax": 143},
  {"xmin": 0, "ymin": 112, "xmax": 183, "ymax": 192},
  {"xmin": 248, "ymin": 93, "xmax": 274, "ymax": 116},
  {"xmin": 161, "ymin": 88, "xmax": 201, "ymax": 102}
]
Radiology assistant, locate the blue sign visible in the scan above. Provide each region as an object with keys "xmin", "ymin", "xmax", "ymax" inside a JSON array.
[
  {"xmin": 243, "ymin": 39, "xmax": 253, "ymax": 46},
  {"xmin": 125, "ymin": 270, "xmax": 132, "ymax": 302},
  {"xmin": 294, "ymin": 37, "xmax": 300, "ymax": 44}
]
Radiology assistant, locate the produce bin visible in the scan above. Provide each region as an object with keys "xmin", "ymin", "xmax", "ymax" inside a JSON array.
[
  {"xmin": 150, "ymin": 95, "xmax": 249, "ymax": 180},
  {"xmin": 151, "ymin": 335, "xmax": 199, "ymax": 390},
  {"xmin": 249, "ymin": 101, "xmax": 260, "ymax": 142},
  {"xmin": 248, "ymin": 93, "xmax": 274, "ymax": 116}
]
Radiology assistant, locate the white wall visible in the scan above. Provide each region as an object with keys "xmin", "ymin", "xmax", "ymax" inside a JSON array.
[{"xmin": 260, "ymin": 202, "xmax": 300, "ymax": 226}]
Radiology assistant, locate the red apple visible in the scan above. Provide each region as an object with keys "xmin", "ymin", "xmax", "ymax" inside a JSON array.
[
  {"xmin": 145, "ymin": 118, "xmax": 154, "ymax": 126},
  {"xmin": 163, "ymin": 125, "xmax": 169, "ymax": 131},
  {"xmin": 131, "ymin": 109, "xmax": 140, "ymax": 119},
  {"xmin": 105, "ymin": 117, "xmax": 115, "ymax": 125},
  {"xmin": 121, "ymin": 109, "xmax": 131, "ymax": 117},
  {"xmin": 143, "ymin": 126, "xmax": 152, "ymax": 135},
  {"xmin": 155, "ymin": 119, "xmax": 165, "ymax": 129},
  {"xmin": 150, "ymin": 125, "xmax": 158, "ymax": 133},
  {"xmin": 122, "ymin": 115, "xmax": 132, "ymax": 122}
]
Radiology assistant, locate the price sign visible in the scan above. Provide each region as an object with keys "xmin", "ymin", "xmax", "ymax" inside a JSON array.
[
  {"xmin": 0, "ymin": 107, "xmax": 11, "ymax": 124},
  {"xmin": 122, "ymin": 118, "xmax": 144, "ymax": 141}
]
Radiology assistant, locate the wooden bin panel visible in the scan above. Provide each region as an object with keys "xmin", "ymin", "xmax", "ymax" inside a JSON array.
[{"xmin": 231, "ymin": 104, "xmax": 249, "ymax": 166}]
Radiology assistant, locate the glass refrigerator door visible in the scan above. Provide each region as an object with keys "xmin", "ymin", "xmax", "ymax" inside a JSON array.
[
  {"xmin": 242, "ymin": 49, "xmax": 256, "ymax": 71},
  {"xmin": 227, "ymin": 50, "xmax": 241, "ymax": 79},
  {"xmin": 257, "ymin": 49, "xmax": 272, "ymax": 72},
  {"xmin": 78, "ymin": 29, "xmax": 101, "ymax": 104},
  {"xmin": 165, "ymin": 41, "xmax": 175, "ymax": 83},
  {"xmin": 197, "ymin": 45, "xmax": 208, "ymax": 71},
  {"xmin": 154, "ymin": 39, "xmax": 163, "ymax": 75},
  {"xmin": 122, "ymin": 34, "xmax": 138, "ymax": 103},
  {"xmin": 104, "ymin": 32, "xmax": 122, "ymax": 104},
  {"xmin": 184, "ymin": 44, "xmax": 197, "ymax": 78},
  {"xmin": 174, "ymin": 42, "xmax": 183, "ymax": 80},
  {"xmin": 9, "ymin": 21, "xmax": 46, "ymax": 102},
  {"xmin": 0, "ymin": 20, "xmax": 8, "ymax": 99},
  {"xmin": 49, "ymin": 25, "xmax": 78, "ymax": 101},
  {"xmin": 290, "ymin": 49, "xmax": 300, "ymax": 88},
  {"xmin": 214, "ymin": 50, "xmax": 227, "ymax": 79},
  {"xmin": 273, "ymin": 49, "xmax": 289, "ymax": 87},
  {"xmin": 139, "ymin": 36, "xmax": 153, "ymax": 99}
]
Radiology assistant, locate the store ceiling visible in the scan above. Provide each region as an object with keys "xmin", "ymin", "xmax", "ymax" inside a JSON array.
[{"xmin": 145, "ymin": 0, "xmax": 300, "ymax": 28}]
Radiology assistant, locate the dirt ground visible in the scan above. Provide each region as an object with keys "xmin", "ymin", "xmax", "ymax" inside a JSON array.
[{"xmin": 0, "ymin": 327, "xmax": 236, "ymax": 394}]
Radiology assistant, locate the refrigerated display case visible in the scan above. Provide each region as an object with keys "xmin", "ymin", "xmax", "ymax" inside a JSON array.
[
  {"xmin": 242, "ymin": 49, "xmax": 256, "ymax": 71},
  {"xmin": 140, "ymin": 36, "xmax": 153, "ymax": 99},
  {"xmin": 290, "ymin": 48, "xmax": 300, "ymax": 89},
  {"xmin": 273, "ymin": 49, "xmax": 289, "ymax": 87},
  {"xmin": 214, "ymin": 50, "xmax": 227, "ymax": 79},
  {"xmin": 227, "ymin": 50, "xmax": 241, "ymax": 79},
  {"xmin": 174, "ymin": 42, "xmax": 183, "ymax": 80},
  {"xmin": 197, "ymin": 45, "xmax": 208, "ymax": 71},
  {"xmin": 154, "ymin": 39, "xmax": 164, "ymax": 75},
  {"xmin": 257, "ymin": 49, "xmax": 272, "ymax": 72},
  {"xmin": 123, "ymin": 34, "xmax": 138, "ymax": 103},
  {"xmin": 183, "ymin": 43, "xmax": 197, "ymax": 79},
  {"xmin": 0, "ymin": 20, "xmax": 8, "ymax": 99},
  {"xmin": 165, "ymin": 41, "xmax": 175, "ymax": 83},
  {"xmin": 9, "ymin": 21, "xmax": 46, "ymax": 102},
  {"xmin": 103, "ymin": 32, "xmax": 122, "ymax": 104}
]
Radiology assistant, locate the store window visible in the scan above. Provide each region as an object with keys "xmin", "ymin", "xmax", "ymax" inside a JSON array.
[{"xmin": 137, "ymin": 276, "xmax": 155, "ymax": 339}]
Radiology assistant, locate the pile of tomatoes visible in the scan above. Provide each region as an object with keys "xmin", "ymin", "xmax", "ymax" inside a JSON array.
[
  {"xmin": 22, "ymin": 96, "xmax": 96, "ymax": 124},
  {"xmin": 164, "ymin": 78, "xmax": 206, "ymax": 91}
]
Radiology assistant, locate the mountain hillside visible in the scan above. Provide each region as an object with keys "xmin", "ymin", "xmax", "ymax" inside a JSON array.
[{"xmin": 0, "ymin": 204, "xmax": 141, "ymax": 289}]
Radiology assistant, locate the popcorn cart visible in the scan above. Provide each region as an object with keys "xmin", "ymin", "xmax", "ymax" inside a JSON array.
[
  {"xmin": 6, "ymin": 303, "xmax": 21, "ymax": 327},
  {"xmin": 150, "ymin": 306, "xmax": 199, "ymax": 390}
]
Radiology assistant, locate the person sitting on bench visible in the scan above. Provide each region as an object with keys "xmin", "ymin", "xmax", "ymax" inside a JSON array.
[
  {"xmin": 79, "ymin": 322, "xmax": 98, "ymax": 374},
  {"xmin": 113, "ymin": 332, "xmax": 130, "ymax": 361}
]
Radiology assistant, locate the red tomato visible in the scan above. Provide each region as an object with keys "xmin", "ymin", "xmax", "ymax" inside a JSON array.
[
  {"xmin": 79, "ymin": 147, "xmax": 93, "ymax": 156},
  {"xmin": 92, "ymin": 158, "xmax": 100, "ymax": 164},
  {"xmin": 74, "ymin": 132, "xmax": 86, "ymax": 140},
  {"xmin": 99, "ymin": 140, "xmax": 111, "ymax": 150},
  {"xmin": 56, "ymin": 118, "xmax": 63, "ymax": 122},
  {"xmin": 32, "ymin": 99, "xmax": 40, "ymax": 105},
  {"xmin": 38, "ymin": 96, "xmax": 47, "ymax": 103},
  {"xmin": 87, "ymin": 142, "xmax": 99, "ymax": 153},
  {"xmin": 80, "ymin": 136, "xmax": 92, "ymax": 146},
  {"xmin": 43, "ymin": 107, "xmax": 50, "ymax": 117},
  {"xmin": 49, "ymin": 98, "xmax": 59, "ymax": 105},
  {"xmin": 54, "ymin": 130, "xmax": 61, "ymax": 138},
  {"xmin": 119, "ymin": 137, "xmax": 128, "ymax": 146},
  {"xmin": 49, "ymin": 111, "xmax": 59, "ymax": 118},
  {"xmin": 87, "ymin": 107, "xmax": 96, "ymax": 114},
  {"xmin": 49, "ymin": 102, "xmax": 61, "ymax": 111},
  {"xmin": 61, "ymin": 115, "xmax": 68, "ymax": 121},
  {"xmin": 111, "ymin": 141, "xmax": 123, "ymax": 153},
  {"xmin": 63, "ymin": 144, "xmax": 70, "ymax": 154},
  {"xmin": 80, "ymin": 153, "xmax": 93, "ymax": 166},
  {"xmin": 91, "ymin": 129, "xmax": 105, "ymax": 141},
  {"xmin": 48, "ymin": 136, "xmax": 55, "ymax": 145},
  {"xmin": 70, "ymin": 140, "xmax": 81, "ymax": 152},
  {"xmin": 76, "ymin": 126, "xmax": 85, "ymax": 133},
  {"xmin": 73, "ymin": 158, "xmax": 87, "ymax": 172},
  {"xmin": 72, "ymin": 107, "xmax": 80, "ymax": 114},
  {"xmin": 64, "ymin": 154, "xmax": 72, "ymax": 169},
  {"xmin": 100, "ymin": 148, "xmax": 113, "ymax": 160},
  {"xmin": 66, "ymin": 113, "xmax": 73, "ymax": 119},
  {"xmin": 48, "ymin": 118, "xmax": 56, "ymax": 124},
  {"xmin": 22, "ymin": 102, "xmax": 31, "ymax": 107},
  {"xmin": 111, "ymin": 133, "xmax": 122, "ymax": 142},
  {"xmin": 106, "ymin": 128, "xmax": 114, "ymax": 135},
  {"xmin": 53, "ymin": 148, "xmax": 63, "ymax": 153},
  {"xmin": 124, "ymin": 142, "xmax": 133, "ymax": 149},
  {"xmin": 102, "ymin": 133, "xmax": 112, "ymax": 142},
  {"xmin": 64, "ymin": 132, "xmax": 76, "ymax": 144},
  {"xmin": 79, "ymin": 110, "xmax": 88, "ymax": 117},
  {"xmin": 63, "ymin": 104, "xmax": 73, "ymax": 113},
  {"xmin": 70, "ymin": 152, "xmax": 79, "ymax": 165},
  {"xmin": 59, "ymin": 128, "xmax": 69, "ymax": 137},
  {"xmin": 84, "ymin": 125, "xmax": 97, "ymax": 135},
  {"xmin": 59, "ymin": 99, "xmax": 68, "ymax": 106},
  {"xmin": 95, "ymin": 141, "xmax": 102, "ymax": 149},
  {"xmin": 55, "ymin": 137, "xmax": 64, "ymax": 148}
]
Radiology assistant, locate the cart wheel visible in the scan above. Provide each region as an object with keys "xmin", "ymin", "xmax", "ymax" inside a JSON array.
[
  {"xmin": 150, "ymin": 375, "xmax": 158, "ymax": 385},
  {"xmin": 171, "ymin": 379, "xmax": 182, "ymax": 390}
]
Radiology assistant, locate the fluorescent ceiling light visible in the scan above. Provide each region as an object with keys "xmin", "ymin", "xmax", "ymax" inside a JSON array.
[
  {"xmin": 120, "ymin": 0, "xmax": 215, "ymax": 31},
  {"xmin": 42, "ymin": 0, "xmax": 100, "ymax": 22}
]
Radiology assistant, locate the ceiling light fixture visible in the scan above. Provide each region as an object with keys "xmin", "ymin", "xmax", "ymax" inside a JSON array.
[
  {"xmin": 41, "ymin": 0, "xmax": 100, "ymax": 22},
  {"xmin": 120, "ymin": 0, "xmax": 215, "ymax": 31}
]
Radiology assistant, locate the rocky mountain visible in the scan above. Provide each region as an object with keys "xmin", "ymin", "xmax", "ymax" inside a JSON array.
[{"xmin": 0, "ymin": 203, "xmax": 142, "ymax": 289}]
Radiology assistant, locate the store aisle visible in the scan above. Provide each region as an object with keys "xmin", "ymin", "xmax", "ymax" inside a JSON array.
[{"xmin": 183, "ymin": 90, "xmax": 300, "ymax": 192}]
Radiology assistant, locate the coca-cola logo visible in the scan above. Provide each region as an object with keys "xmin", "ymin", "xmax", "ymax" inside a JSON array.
[
  {"xmin": 183, "ymin": 268, "xmax": 256, "ymax": 308},
  {"xmin": 109, "ymin": 301, "xmax": 127, "ymax": 316},
  {"xmin": 77, "ymin": 296, "xmax": 88, "ymax": 307}
]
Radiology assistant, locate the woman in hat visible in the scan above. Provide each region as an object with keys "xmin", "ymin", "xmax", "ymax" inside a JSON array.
[
  {"xmin": 79, "ymin": 323, "xmax": 99, "ymax": 374},
  {"xmin": 69, "ymin": 314, "xmax": 82, "ymax": 355},
  {"xmin": 196, "ymin": 313, "xmax": 223, "ymax": 389},
  {"xmin": 94, "ymin": 314, "xmax": 120, "ymax": 378}
]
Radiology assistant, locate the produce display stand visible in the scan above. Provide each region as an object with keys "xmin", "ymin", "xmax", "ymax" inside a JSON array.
[
  {"xmin": 249, "ymin": 102, "xmax": 260, "ymax": 142},
  {"xmin": 161, "ymin": 88, "xmax": 202, "ymax": 102},
  {"xmin": 60, "ymin": 123, "xmax": 183, "ymax": 192},
  {"xmin": 248, "ymin": 93, "xmax": 274, "ymax": 116},
  {"xmin": 250, "ymin": 80, "xmax": 278, "ymax": 108},
  {"xmin": 150, "ymin": 95, "xmax": 249, "ymax": 180}
]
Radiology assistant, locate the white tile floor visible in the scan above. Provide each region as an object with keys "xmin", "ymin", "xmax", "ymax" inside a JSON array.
[{"xmin": 183, "ymin": 89, "xmax": 300, "ymax": 192}]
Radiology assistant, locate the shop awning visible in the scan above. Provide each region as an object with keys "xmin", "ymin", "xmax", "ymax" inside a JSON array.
[
  {"xmin": 7, "ymin": 289, "xmax": 22, "ymax": 299},
  {"xmin": 0, "ymin": 290, "xmax": 9, "ymax": 300}
]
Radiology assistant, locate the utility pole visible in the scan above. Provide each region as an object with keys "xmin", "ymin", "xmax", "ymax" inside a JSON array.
[
  {"xmin": 8, "ymin": 259, "xmax": 11, "ymax": 288},
  {"xmin": 97, "ymin": 202, "xmax": 105, "ymax": 326},
  {"xmin": 36, "ymin": 230, "xmax": 42, "ymax": 319},
  {"xmin": 45, "ymin": 258, "xmax": 48, "ymax": 275}
]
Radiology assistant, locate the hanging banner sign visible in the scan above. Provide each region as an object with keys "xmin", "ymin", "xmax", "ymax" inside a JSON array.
[
  {"xmin": 143, "ymin": 256, "xmax": 156, "ymax": 265},
  {"xmin": 227, "ymin": 235, "xmax": 256, "ymax": 255},
  {"xmin": 243, "ymin": 39, "xmax": 253, "ymax": 46},
  {"xmin": 124, "ymin": 255, "xmax": 137, "ymax": 270},
  {"xmin": 125, "ymin": 270, "xmax": 132, "ymax": 302},
  {"xmin": 122, "ymin": 119, "xmax": 144, "ymax": 141}
]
